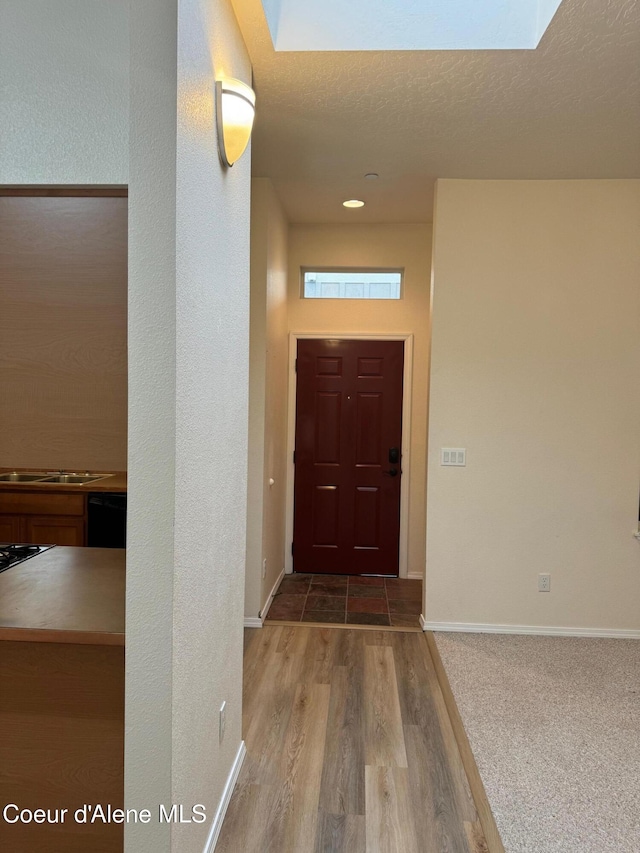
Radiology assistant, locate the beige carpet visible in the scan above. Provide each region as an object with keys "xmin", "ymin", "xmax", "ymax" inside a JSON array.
[{"xmin": 435, "ymin": 632, "xmax": 640, "ymax": 852}]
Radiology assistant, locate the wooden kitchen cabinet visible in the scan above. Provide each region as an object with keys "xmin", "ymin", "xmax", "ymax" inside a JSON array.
[
  {"xmin": 0, "ymin": 492, "xmax": 87, "ymax": 546},
  {"xmin": 0, "ymin": 516, "xmax": 23, "ymax": 542},
  {"xmin": 0, "ymin": 547, "xmax": 125, "ymax": 852},
  {"xmin": 25, "ymin": 516, "xmax": 86, "ymax": 547}
]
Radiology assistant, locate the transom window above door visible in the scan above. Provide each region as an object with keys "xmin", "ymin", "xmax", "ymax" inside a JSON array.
[{"xmin": 301, "ymin": 269, "xmax": 403, "ymax": 300}]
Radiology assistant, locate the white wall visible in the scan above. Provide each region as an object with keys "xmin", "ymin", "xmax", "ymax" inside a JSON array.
[
  {"xmin": 426, "ymin": 179, "xmax": 640, "ymax": 633},
  {"xmin": 288, "ymin": 223, "xmax": 432, "ymax": 577},
  {"xmin": 246, "ymin": 178, "xmax": 289, "ymax": 619},
  {"xmin": 0, "ymin": 0, "xmax": 128, "ymax": 184},
  {"xmin": 128, "ymin": 2, "xmax": 251, "ymax": 852},
  {"xmin": 127, "ymin": 1, "xmax": 176, "ymax": 849}
]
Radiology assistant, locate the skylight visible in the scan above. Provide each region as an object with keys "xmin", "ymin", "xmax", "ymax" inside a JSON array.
[{"xmin": 261, "ymin": 0, "xmax": 564, "ymax": 51}]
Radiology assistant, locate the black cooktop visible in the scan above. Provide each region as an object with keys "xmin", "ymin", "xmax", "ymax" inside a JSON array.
[{"xmin": 0, "ymin": 543, "xmax": 54, "ymax": 574}]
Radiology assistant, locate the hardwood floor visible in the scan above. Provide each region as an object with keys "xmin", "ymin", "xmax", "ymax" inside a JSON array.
[{"xmin": 217, "ymin": 626, "xmax": 493, "ymax": 852}]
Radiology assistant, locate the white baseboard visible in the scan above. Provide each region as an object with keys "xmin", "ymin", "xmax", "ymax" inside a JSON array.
[
  {"xmin": 259, "ymin": 567, "xmax": 285, "ymax": 621},
  {"xmin": 407, "ymin": 572, "xmax": 424, "ymax": 580},
  {"xmin": 422, "ymin": 620, "xmax": 640, "ymax": 639},
  {"xmin": 203, "ymin": 740, "xmax": 246, "ymax": 853},
  {"xmin": 243, "ymin": 567, "xmax": 286, "ymax": 628}
]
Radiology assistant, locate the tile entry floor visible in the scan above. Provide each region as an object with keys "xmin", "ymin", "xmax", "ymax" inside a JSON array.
[{"xmin": 265, "ymin": 573, "xmax": 423, "ymax": 627}]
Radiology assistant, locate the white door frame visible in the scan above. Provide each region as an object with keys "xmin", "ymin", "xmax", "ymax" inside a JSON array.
[{"xmin": 284, "ymin": 332, "xmax": 414, "ymax": 578}]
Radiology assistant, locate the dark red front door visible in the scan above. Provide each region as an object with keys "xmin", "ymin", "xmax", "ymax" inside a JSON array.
[{"xmin": 293, "ymin": 339, "xmax": 404, "ymax": 576}]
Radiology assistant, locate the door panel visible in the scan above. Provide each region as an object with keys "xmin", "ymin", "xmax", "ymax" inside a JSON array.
[
  {"xmin": 356, "ymin": 393, "xmax": 382, "ymax": 465},
  {"xmin": 312, "ymin": 485, "xmax": 340, "ymax": 547},
  {"xmin": 315, "ymin": 393, "xmax": 342, "ymax": 463},
  {"xmin": 317, "ymin": 356, "xmax": 342, "ymax": 376},
  {"xmin": 354, "ymin": 487, "xmax": 380, "ymax": 548},
  {"xmin": 357, "ymin": 357, "xmax": 383, "ymax": 377},
  {"xmin": 293, "ymin": 339, "xmax": 403, "ymax": 575}
]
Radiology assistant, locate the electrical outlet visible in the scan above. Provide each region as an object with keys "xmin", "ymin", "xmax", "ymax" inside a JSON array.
[
  {"xmin": 538, "ymin": 573, "xmax": 551, "ymax": 592},
  {"xmin": 262, "ymin": 558, "xmax": 267, "ymax": 579},
  {"xmin": 219, "ymin": 701, "xmax": 226, "ymax": 743}
]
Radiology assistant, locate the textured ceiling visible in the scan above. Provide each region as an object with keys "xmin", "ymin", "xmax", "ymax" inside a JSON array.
[{"xmin": 232, "ymin": 0, "xmax": 640, "ymax": 223}]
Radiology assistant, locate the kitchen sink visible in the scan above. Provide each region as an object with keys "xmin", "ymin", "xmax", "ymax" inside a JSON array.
[
  {"xmin": 0, "ymin": 473, "xmax": 48, "ymax": 482},
  {"xmin": 0, "ymin": 472, "xmax": 115, "ymax": 485},
  {"xmin": 39, "ymin": 474, "xmax": 113, "ymax": 485}
]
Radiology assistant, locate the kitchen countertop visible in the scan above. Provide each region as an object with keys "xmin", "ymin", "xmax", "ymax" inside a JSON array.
[
  {"xmin": 0, "ymin": 546, "xmax": 125, "ymax": 645},
  {"xmin": 0, "ymin": 468, "xmax": 127, "ymax": 493}
]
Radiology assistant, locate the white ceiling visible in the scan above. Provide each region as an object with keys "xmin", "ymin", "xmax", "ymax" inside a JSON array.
[{"xmin": 232, "ymin": 0, "xmax": 640, "ymax": 224}]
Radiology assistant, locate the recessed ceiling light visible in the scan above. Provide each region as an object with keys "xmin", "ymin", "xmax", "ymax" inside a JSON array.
[
  {"xmin": 364, "ymin": 173, "xmax": 379, "ymax": 180},
  {"xmin": 343, "ymin": 199, "xmax": 365, "ymax": 208}
]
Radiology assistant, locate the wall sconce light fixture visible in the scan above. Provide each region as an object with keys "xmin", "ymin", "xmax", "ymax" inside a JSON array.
[{"xmin": 215, "ymin": 78, "xmax": 256, "ymax": 167}]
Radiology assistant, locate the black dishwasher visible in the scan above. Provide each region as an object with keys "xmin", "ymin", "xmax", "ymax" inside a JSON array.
[{"xmin": 87, "ymin": 493, "xmax": 127, "ymax": 548}]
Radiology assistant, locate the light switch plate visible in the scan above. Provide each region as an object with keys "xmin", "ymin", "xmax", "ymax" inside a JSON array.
[{"xmin": 441, "ymin": 448, "xmax": 466, "ymax": 466}]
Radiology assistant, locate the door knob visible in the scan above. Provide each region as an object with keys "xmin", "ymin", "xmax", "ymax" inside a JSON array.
[{"xmin": 384, "ymin": 468, "xmax": 399, "ymax": 477}]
